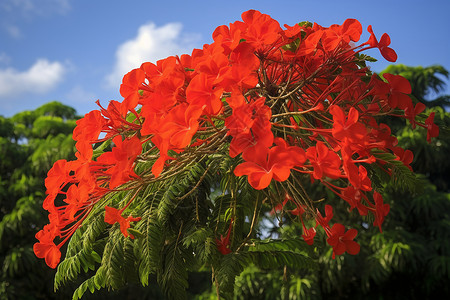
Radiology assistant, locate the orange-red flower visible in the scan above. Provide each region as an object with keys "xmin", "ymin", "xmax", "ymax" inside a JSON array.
[
  {"xmin": 159, "ymin": 104, "xmax": 203, "ymax": 149},
  {"xmin": 302, "ymin": 227, "xmax": 316, "ymax": 245},
  {"xmin": 424, "ymin": 112, "xmax": 439, "ymax": 142},
  {"xmin": 33, "ymin": 224, "xmax": 61, "ymax": 269},
  {"xmin": 306, "ymin": 142, "xmax": 342, "ymax": 180},
  {"xmin": 96, "ymin": 136, "xmax": 142, "ymax": 189},
  {"xmin": 322, "ymin": 19, "xmax": 362, "ymax": 52},
  {"xmin": 240, "ymin": 10, "xmax": 281, "ymax": 50},
  {"xmin": 186, "ymin": 73, "xmax": 223, "ymax": 115},
  {"xmin": 383, "ymin": 73, "xmax": 412, "ymax": 110},
  {"xmin": 341, "ymin": 186, "xmax": 369, "ymax": 216},
  {"xmin": 366, "ymin": 25, "xmax": 397, "ymax": 62},
  {"xmin": 35, "ymin": 10, "xmax": 439, "ymax": 270},
  {"xmin": 120, "ymin": 68, "xmax": 146, "ymax": 115},
  {"xmin": 326, "ymin": 223, "xmax": 360, "ymax": 259},
  {"xmin": 104, "ymin": 206, "xmax": 141, "ymax": 239},
  {"xmin": 216, "ymin": 219, "xmax": 234, "ymax": 255},
  {"xmin": 372, "ymin": 192, "xmax": 390, "ymax": 232},
  {"xmin": 234, "ymin": 139, "xmax": 306, "ymax": 190},
  {"xmin": 330, "ymin": 105, "xmax": 367, "ymax": 142}
]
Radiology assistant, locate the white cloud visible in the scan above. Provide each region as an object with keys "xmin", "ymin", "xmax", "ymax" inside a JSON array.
[
  {"xmin": 0, "ymin": 59, "xmax": 66, "ymax": 98},
  {"xmin": 1, "ymin": 0, "xmax": 71, "ymax": 39},
  {"xmin": 64, "ymin": 85, "xmax": 97, "ymax": 104},
  {"xmin": 106, "ymin": 22, "xmax": 201, "ymax": 89},
  {"xmin": 4, "ymin": 24, "xmax": 21, "ymax": 38},
  {"xmin": 0, "ymin": 53, "xmax": 11, "ymax": 65},
  {"xmin": 1, "ymin": 0, "xmax": 71, "ymax": 15}
]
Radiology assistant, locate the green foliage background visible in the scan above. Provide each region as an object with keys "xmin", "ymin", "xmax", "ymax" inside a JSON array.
[
  {"xmin": 0, "ymin": 102, "xmax": 78, "ymax": 299},
  {"xmin": 0, "ymin": 65, "xmax": 449, "ymax": 299}
]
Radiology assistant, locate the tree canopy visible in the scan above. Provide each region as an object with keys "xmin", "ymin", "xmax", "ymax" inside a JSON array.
[
  {"xmin": 0, "ymin": 102, "xmax": 78, "ymax": 299},
  {"xmin": 33, "ymin": 11, "xmax": 448, "ymax": 300},
  {"xmin": 1, "ymin": 11, "xmax": 449, "ymax": 300}
]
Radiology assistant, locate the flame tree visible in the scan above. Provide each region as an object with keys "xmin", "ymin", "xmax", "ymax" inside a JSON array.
[{"xmin": 34, "ymin": 10, "xmax": 440, "ymax": 299}]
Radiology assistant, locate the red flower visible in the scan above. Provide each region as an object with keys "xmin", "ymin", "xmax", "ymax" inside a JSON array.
[
  {"xmin": 159, "ymin": 104, "xmax": 203, "ymax": 149},
  {"xmin": 216, "ymin": 235, "xmax": 232, "ymax": 255},
  {"xmin": 271, "ymin": 193, "xmax": 292, "ymax": 215},
  {"xmin": 383, "ymin": 73, "xmax": 412, "ymax": 110},
  {"xmin": 104, "ymin": 206, "xmax": 141, "ymax": 238},
  {"xmin": 234, "ymin": 140, "xmax": 306, "ymax": 190},
  {"xmin": 33, "ymin": 224, "xmax": 61, "ymax": 269},
  {"xmin": 216, "ymin": 219, "xmax": 233, "ymax": 255},
  {"xmin": 329, "ymin": 105, "xmax": 366, "ymax": 142},
  {"xmin": 186, "ymin": 73, "xmax": 223, "ymax": 115},
  {"xmin": 240, "ymin": 10, "xmax": 281, "ymax": 49},
  {"xmin": 227, "ymin": 97, "xmax": 273, "ymax": 159},
  {"xmin": 366, "ymin": 25, "xmax": 397, "ymax": 62},
  {"xmin": 225, "ymin": 101, "xmax": 258, "ymax": 137},
  {"xmin": 290, "ymin": 205, "xmax": 305, "ymax": 216},
  {"xmin": 404, "ymin": 102, "xmax": 426, "ymax": 128},
  {"xmin": 97, "ymin": 136, "xmax": 142, "ymax": 189},
  {"xmin": 316, "ymin": 204, "xmax": 334, "ymax": 229},
  {"xmin": 219, "ymin": 44, "xmax": 259, "ymax": 90},
  {"xmin": 322, "ymin": 19, "xmax": 362, "ymax": 52},
  {"xmin": 195, "ymin": 43, "xmax": 229, "ymax": 80},
  {"xmin": 212, "ymin": 23, "xmax": 243, "ymax": 53},
  {"xmin": 120, "ymin": 68, "xmax": 146, "ymax": 114},
  {"xmin": 283, "ymin": 23, "xmax": 302, "ymax": 38},
  {"xmin": 424, "ymin": 112, "xmax": 439, "ymax": 142},
  {"xmin": 306, "ymin": 142, "xmax": 342, "ymax": 180},
  {"xmin": 44, "ymin": 159, "xmax": 69, "ymax": 198},
  {"xmin": 326, "ymin": 223, "xmax": 360, "ymax": 259},
  {"xmin": 342, "ymin": 158, "xmax": 372, "ymax": 192},
  {"xmin": 372, "ymin": 192, "xmax": 390, "ymax": 232},
  {"xmin": 302, "ymin": 227, "xmax": 316, "ymax": 246},
  {"xmin": 73, "ymin": 110, "xmax": 107, "ymax": 145},
  {"xmin": 393, "ymin": 147, "xmax": 414, "ymax": 171},
  {"xmin": 233, "ymin": 146, "xmax": 282, "ymax": 190},
  {"xmin": 341, "ymin": 186, "xmax": 369, "ymax": 216}
]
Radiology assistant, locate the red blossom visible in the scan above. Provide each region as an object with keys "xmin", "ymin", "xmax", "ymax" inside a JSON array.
[
  {"xmin": 330, "ymin": 105, "xmax": 367, "ymax": 142},
  {"xmin": 383, "ymin": 73, "xmax": 412, "ymax": 110},
  {"xmin": 424, "ymin": 112, "xmax": 439, "ymax": 142},
  {"xmin": 394, "ymin": 147, "xmax": 414, "ymax": 171},
  {"xmin": 302, "ymin": 227, "xmax": 316, "ymax": 245},
  {"xmin": 120, "ymin": 68, "xmax": 146, "ymax": 114},
  {"xmin": 240, "ymin": 10, "xmax": 282, "ymax": 49},
  {"xmin": 35, "ymin": 10, "xmax": 439, "ymax": 269},
  {"xmin": 104, "ymin": 206, "xmax": 141, "ymax": 239},
  {"xmin": 372, "ymin": 192, "xmax": 390, "ymax": 232},
  {"xmin": 234, "ymin": 139, "xmax": 306, "ymax": 190},
  {"xmin": 366, "ymin": 25, "xmax": 397, "ymax": 62},
  {"xmin": 186, "ymin": 73, "xmax": 223, "ymax": 115},
  {"xmin": 73, "ymin": 110, "xmax": 107, "ymax": 145},
  {"xmin": 306, "ymin": 142, "xmax": 342, "ymax": 180},
  {"xmin": 316, "ymin": 205, "xmax": 334, "ymax": 229},
  {"xmin": 33, "ymin": 224, "xmax": 61, "ymax": 269},
  {"xmin": 216, "ymin": 219, "xmax": 234, "ymax": 255},
  {"xmin": 159, "ymin": 104, "xmax": 203, "ymax": 149},
  {"xmin": 405, "ymin": 102, "xmax": 426, "ymax": 128},
  {"xmin": 322, "ymin": 19, "xmax": 362, "ymax": 52},
  {"xmin": 96, "ymin": 136, "xmax": 142, "ymax": 189},
  {"xmin": 326, "ymin": 223, "xmax": 360, "ymax": 259},
  {"xmin": 341, "ymin": 186, "xmax": 369, "ymax": 216}
]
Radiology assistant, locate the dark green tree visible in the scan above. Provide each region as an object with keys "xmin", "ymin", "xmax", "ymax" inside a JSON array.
[{"xmin": 0, "ymin": 102, "xmax": 78, "ymax": 299}]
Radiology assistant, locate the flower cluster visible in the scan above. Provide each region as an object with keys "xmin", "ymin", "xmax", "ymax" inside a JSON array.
[{"xmin": 35, "ymin": 10, "xmax": 439, "ymax": 268}]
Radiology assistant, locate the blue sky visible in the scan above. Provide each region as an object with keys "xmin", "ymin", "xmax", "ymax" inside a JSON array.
[{"xmin": 1, "ymin": 0, "xmax": 449, "ymax": 117}]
